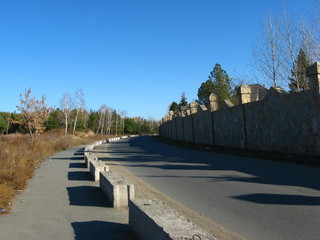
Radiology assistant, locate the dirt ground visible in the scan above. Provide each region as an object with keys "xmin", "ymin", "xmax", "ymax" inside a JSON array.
[{"xmin": 93, "ymin": 146, "xmax": 243, "ymax": 240}]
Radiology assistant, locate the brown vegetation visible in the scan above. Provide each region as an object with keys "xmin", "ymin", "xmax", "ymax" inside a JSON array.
[{"xmin": 0, "ymin": 129, "xmax": 109, "ymax": 213}]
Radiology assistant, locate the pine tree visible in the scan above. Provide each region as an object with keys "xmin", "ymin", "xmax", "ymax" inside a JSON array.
[
  {"xmin": 178, "ymin": 92, "xmax": 188, "ymax": 112},
  {"xmin": 169, "ymin": 101, "xmax": 179, "ymax": 113},
  {"xmin": 197, "ymin": 79, "xmax": 215, "ymax": 107},
  {"xmin": 288, "ymin": 48, "xmax": 310, "ymax": 92},
  {"xmin": 197, "ymin": 63, "xmax": 233, "ymax": 108}
]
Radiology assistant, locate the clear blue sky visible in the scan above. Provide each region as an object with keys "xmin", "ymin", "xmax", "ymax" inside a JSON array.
[{"xmin": 0, "ymin": 0, "xmax": 312, "ymax": 120}]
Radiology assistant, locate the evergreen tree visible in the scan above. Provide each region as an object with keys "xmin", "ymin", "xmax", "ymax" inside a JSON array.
[
  {"xmin": 288, "ymin": 48, "xmax": 311, "ymax": 92},
  {"xmin": 169, "ymin": 101, "xmax": 179, "ymax": 113},
  {"xmin": 178, "ymin": 92, "xmax": 188, "ymax": 112},
  {"xmin": 197, "ymin": 79, "xmax": 215, "ymax": 107},
  {"xmin": 44, "ymin": 110, "xmax": 60, "ymax": 130},
  {"xmin": 88, "ymin": 110, "xmax": 99, "ymax": 132},
  {"xmin": 197, "ymin": 63, "xmax": 233, "ymax": 108}
]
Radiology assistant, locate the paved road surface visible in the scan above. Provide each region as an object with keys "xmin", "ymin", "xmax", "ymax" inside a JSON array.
[
  {"xmin": 102, "ymin": 136, "xmax": 320, "ymax": 240},
  {"xmin": 0, "ymin": 146, "xmax": 129, "ymax": 240}
]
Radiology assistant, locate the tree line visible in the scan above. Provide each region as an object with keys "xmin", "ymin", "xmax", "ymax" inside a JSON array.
[
  {"xmin": 0, "ymin": 89, "xmax": 158, "ymax": 140},
  {"xmin": 169, "ymin": 1, "xmax": 320, "ymax": 113}
]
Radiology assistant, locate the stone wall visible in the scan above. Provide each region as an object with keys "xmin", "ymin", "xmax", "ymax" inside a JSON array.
[{"xmin": 159, "ymin": 62, "xmax": 320, "ymax": 156}]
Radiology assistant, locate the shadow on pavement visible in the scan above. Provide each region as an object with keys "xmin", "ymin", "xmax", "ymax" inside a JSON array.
[
  {"xmin": 71, "ymin": 221, "xmax": 131, "ymax": 240},
  {"xmin": 50, "ymin": 156, "xmax": 84, "ymax": 161},
  {"xmin": 68, "ymin": 171, "xmax": 92, "ymax": 181},
  {"xmin": 74, "ymin": 149, "xmax": 85, "ymax": 156},
  {"xmin": 69, "ymin": 162, "xmax": 87, "ymax": 168},
  {"xmin": 67, "ymin": 186, "xmax": 110, "ymax": 207},
  {"xmin": 233, "ymin": 193, "xmax": 320, "ymax": 206},
  {"xmin": 107, "ymin": 136, "xmax": 320, "ymax": 192}
]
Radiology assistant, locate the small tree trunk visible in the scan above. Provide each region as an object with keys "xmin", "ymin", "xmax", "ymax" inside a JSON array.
[
  {"xmin": 73, "ymin": 109, "xmax": 79, "ymax": 135},
  {"xmin": 115, "ymin": 116, "xmax": 118, "ymax": 135},
  {"xmin": 64, "ymin": 111, "xmax": 68, "ymax": 135},
  {"xmin": 28, "ymin": 122, "xmax": 33, "ymax": 142}
]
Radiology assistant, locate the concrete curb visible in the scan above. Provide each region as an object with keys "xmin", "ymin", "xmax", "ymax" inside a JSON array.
[
  {"xmin": 129, "ymin": 199, "xmax": 216, "ymax": 240},
  {"xmin": 84, "ymin": 135, "xmax": 135, "ymax": 208},
  {"xmin": 85, "ymin": 154, "xmax": 97, "ymax": 169},
  {"xmin": 89, "ymin": 160, "xmax": 109, "ymax": 181},
  {"xmin": 99, "ymin": 170, "xmax": 135, "ymax": 208}
]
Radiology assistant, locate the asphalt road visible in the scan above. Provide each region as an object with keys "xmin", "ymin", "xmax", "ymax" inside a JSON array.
[{"xmin": 103, "ymin": 136, "xmax": 320, "ymax": 240}]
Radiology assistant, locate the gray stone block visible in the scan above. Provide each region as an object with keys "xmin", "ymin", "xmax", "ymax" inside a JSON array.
[
  {"xmin": 99, "ymin": 171, "xmax": 134, "ymax": 208},
  {"xmin": 129, "ymin": 199, "xmax": 215, "ymax": 240},
  {"xmin": 89, "ymin": 160, "xmax": 109, "ymax": 181}
]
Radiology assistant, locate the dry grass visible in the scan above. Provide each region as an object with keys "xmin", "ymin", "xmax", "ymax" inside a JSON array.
[{"xmin": 0, "ymin": 129, "xmax": 110, "ymax": 213}]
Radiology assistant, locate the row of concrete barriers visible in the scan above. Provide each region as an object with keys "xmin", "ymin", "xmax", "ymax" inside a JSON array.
[{"xmin": 84, "ymin": 136, "xmax": 216, "ymax": 240}]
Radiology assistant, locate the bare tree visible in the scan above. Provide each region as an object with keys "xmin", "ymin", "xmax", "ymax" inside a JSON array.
[
  {"xmin": 97, "ymin": 105, "xmax": 107, "ymax": 134},
  {"xmin": 310, "ymin": 0, "xmax": 320, "ymax": 61},
  {"xmin": 253, "ymin": 14, "xmax": 284, "ymax": 87},
  {"xmin": 97, "ymin": 105, "xmax": 114, "ymax": 135},
  {"xmin": 105, "ymin": 108, "xmax": 113, "ymax": 135},
  {"xmin": 148, "ymin": 116, "xmax": 155, "ymax": 133},
  {"xmin": 17, "ymin": 88, "xmax": 51, "ymax": 142},
  {"xmin": 72, "ymin": 89, "xmax": 85, "ymax": 135},
  {"xmin": 60, "ymin": 93, "xmax": 73, "ymax": 135},
  {"xmin": 278, "ymin": 6, "xmax": 300, "ymax": 89},
  {"xmin": 300, "ymin": 17, "xmax": 317, "ymax": 63},
  {"xmin": 120, "ymin": 110, "xmax": 127, "ymax": 135}
]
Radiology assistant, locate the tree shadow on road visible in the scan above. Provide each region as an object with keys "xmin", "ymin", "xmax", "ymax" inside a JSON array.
[
  {"xmin": 102, "ymin": 136, "xmax": 320, "ymax": 195},
  {"xmin": 233, "ymin": 193, "xmax": 320, "ymax": 206}
]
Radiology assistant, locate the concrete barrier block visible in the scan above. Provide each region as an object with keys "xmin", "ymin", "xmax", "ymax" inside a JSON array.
[
  {"xmin": 129, "ymin": 199, "xmax": 215, "ymax": 240},
  {"xmin": 99, "ymin": 171, "xmax": 134, "ymax": 208},
  {"xmin": 89, "ymin": 160, "xmax": 109, "ymax": 181},
  {"xmin": 85, "ymin": 155, "xmax": 97, "ymax": 169}
]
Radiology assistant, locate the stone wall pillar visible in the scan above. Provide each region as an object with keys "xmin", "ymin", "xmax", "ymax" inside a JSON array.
[
  {"xmin": 209, "ymin": 93, "xmax": 218, "ymax": 111},
  {"xmin": 237, "ymin": 85, "xmax": 252, "ymax": 104},
  {"xmin": 190, "ymin": 102, "xmax": 198, "ymax": 114},
  {"xmin": 169, "ymin": 111, "xmax": 174, "ymax": 120},
  {"xmin": 307, "ymin": 62, "xmax": 320, "ymax": 95}
]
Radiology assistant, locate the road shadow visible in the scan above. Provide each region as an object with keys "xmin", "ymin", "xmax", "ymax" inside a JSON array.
[
  {"xmin": 74, "ymin": 148, "xmax": 85, "ymax": 156},
  {"xmin": 50, "ymin": 156, "xmax": 84, "ymax": 161},
  {"xmin": 233, "ymin": 193, "xmax": 320, "ymax": 206},
  {"xmin": 71, "ymin": 221, "xmax": 132, "ymax": 240},
  {"xmin": 67, "ymin": 186, "xmax": 111, "ymax": 207},
  {"xmin": 102, "ymin": 136, "xmax": 320, "ymax": 194},
  {"xmin": 68, "ymin": 171, "xmax": 92, "ymax": 181}
]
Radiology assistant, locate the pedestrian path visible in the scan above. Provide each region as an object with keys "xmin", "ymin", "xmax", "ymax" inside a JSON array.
[{"xmin": 0, "ymin": 146, "xmax": 130, "ymax": 240}]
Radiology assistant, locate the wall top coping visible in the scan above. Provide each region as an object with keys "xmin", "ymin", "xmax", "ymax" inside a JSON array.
[
  {"xmin": 198, "ymin": 105, "xmax": 208, "ymax": 111},
  {"xmin": 190, "ymin": 102, "xmax": 198, "ymax": 108},
  {"xmin": 209, "ymin": 93, "xmax": 218, "ymax": 101},
  {"xmin": 236, "ymin": 84, "xmax": 251, "ymax": 94}
]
